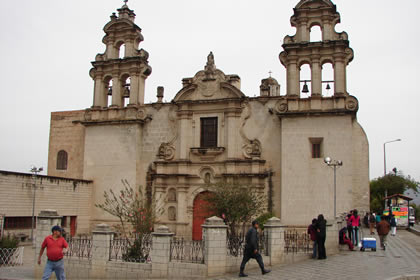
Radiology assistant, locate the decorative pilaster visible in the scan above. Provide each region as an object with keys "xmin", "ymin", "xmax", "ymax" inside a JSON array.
[
  {"xmin": 90, "ymin": 223, "xmax": 114, "ymax": 279},
  {"xmin": 264, "ymin": 217, "xmax": 286, "ymax": 265},
  {"xmin": 202, "ymin": 216, "xmax": 228, "ymax": 277},
  {"xmin": 151, "ymin": 225, "xmax": 174, "ymax": 278},
  {"xmin": 34, "ymin": 210, "xmax": 62, "ymax": 278}
]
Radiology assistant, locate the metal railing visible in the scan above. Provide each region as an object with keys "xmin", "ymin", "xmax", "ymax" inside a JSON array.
[
  {"xmin": 226, "ymin": 232, "xmax": 268, "ymax": 257},
  {"xmin": 0, "ymin": 247, "xmax": 24, "ymax": 266},
  {"xmin": 109, "ymin": 234, "xmax": 152, "ymax": 263},
  {"xmin": 65, "ymin": 236, "xmax": 92, "ymax": 259},
  {"xmin": 170, "ymin": 237, "xmax": 205, "ymax": 264},
  {"xmin": 284, "ymin": 230, "xmax": 311, "ymax": 254}
]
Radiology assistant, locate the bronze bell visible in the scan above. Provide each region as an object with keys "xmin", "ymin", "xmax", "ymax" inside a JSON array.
[
  {"xmin": 302, "ymin": 82, "xmax": 309, "ymax": 93},
  {"xmin": 326, "ymin": 83, "xmax": 331, "ymax": 90}
]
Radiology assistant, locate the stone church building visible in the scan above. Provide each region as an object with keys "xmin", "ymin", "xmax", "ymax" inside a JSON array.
[{"xmin": 45, "ymin": 0, "xmax": 369, "ymax": 239}]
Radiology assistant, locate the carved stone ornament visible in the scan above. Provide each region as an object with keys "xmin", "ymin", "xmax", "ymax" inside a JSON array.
[
  {"xmin": 275, "ymin": 100, "xmax": 288, "ymax": 113},
  {"xmin": 345, "ymin": 96, "xmax": 358, "ymax": 111},
  {"xmin": 157, "ymin": 143, "xmax": 175, "ymax": 161},
  {"xmin": 242, "ymin": 139, "xmax": 262, "ymax": 159},
  {"xmin": 84, "ymin": 110, "xmax": 92, "ymax": 121},
  {"xmin": 136, "ymin": 109, "xmax": 146, "ymax": 119},
  {"xmin": 240, "ymin": 102, "xmax": 263, "ymax": 159}
]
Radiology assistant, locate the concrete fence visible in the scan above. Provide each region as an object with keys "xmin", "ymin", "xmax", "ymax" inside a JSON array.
[{"xmin": 34, "ymin": 210, "xmax": 340, "ymax": 279}]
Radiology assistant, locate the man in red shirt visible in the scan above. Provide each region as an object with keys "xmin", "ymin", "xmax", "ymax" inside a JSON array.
[{"xmin": 38, "ymin": 225, "xmax": 68, "ymax": 280}]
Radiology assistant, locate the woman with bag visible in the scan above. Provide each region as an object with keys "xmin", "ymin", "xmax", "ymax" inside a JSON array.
[{"xmin": 349, "ymin": 209, "xmax": 361, "ymax": 246}]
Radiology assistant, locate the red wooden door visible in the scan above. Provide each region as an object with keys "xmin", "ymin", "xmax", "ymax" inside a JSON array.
[
  {"xmin": 70, "ymin": 216, "xmax": 77, "ymax": 237},
  {"xmin": 192, "ymin": 192, "xmax": 213, "ymax": 241}
]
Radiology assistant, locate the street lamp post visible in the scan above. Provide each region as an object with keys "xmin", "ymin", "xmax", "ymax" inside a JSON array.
[
  {"xmin": 324, "ymin": 157, "xmax": 343, "ymax": 218},
  {"xmin": 30, "ymin": 166, "xmax": 43, "ymax": 245},
  {"xmin": 383, "ymin": 139, "xmax": 401, "ymax": 207}
]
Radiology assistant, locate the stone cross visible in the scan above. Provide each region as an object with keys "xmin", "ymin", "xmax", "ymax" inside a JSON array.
[
  {"xmin": 269, "ymin": 70, "xmax": 273, "ymax": 77},
  {"xmin": 123, "ymin": 0, "xmax": 128, "ymax": 4}
]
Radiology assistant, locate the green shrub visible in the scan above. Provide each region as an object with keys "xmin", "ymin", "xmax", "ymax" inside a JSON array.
[
  {"xmin": 0, "ymin": 234, "xmax": 19, "ymax": 249},
  {"xmin": 255, "ymin": 212, "xmax": 275, "ymax": 231}
]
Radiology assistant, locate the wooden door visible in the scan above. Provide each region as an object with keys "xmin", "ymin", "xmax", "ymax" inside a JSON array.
[
  {"xmin": 192, "ymin": 192, "xmax": 213, "ymax": 241},
  {"xmin": 70, "ymin": 216, "xmax": 77, "ymax": 237}
]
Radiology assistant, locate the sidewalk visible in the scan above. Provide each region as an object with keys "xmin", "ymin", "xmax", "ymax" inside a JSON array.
[
  {"xmin": 0, "ymin": 243, "xmax": 34, "ymax": 280},
  {"xmin": 213, "ymin": 229, "xmax": 420, "ymax": 280},
  {"xmin": 1, "ymin": 229, "xmax": 419, "ymax": 279}
]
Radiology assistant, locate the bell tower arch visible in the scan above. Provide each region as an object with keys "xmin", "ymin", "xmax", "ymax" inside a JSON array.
[
  {"xmin": 89, "ymin": 2, "xmax": 152, "ymax": 108},
  {"xmin": 280, "ymin": 0, "xmax": 354, "ymax": 97}
]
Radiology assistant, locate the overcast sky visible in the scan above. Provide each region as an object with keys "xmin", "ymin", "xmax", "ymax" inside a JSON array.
[{"xmin": 0, "ymin": 0, "xmax": 419, "ymax": 183}]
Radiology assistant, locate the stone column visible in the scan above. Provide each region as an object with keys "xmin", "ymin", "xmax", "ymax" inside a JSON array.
[
  {"xmin": 128, "ymin": 73, "xmax": 139, "ymax": 106},
  {"xmin": 93, "ymin": 76, "xmax": 105, "ymax": 108},
  {"xmin": 34, "ymin": 210, "xmax": 62, "ymax": 278},
  {"xmin": 226, "ymin": 107, "xmax": 239, "ymax": 159},
  {"xmin": 202, "ymin": 216, "xmax": 228, "ymax": 277},
  {"xmin": 90, "ymin": 224, "xmax": 114, "ymax": 279},
  {"xmin": 177, "ymin": 187, "xmax": 188, "ymax": 230},
  {"xmin": 111, "ymin": 75, "xmax": 122, "ymax": 107},
  {"xmin": 138, "ymin": 74, "xmax": 146, "ymax": 105},
  {"xmin": 178, "ymin": 108, "xmax": 191, "ymax": 159},
  {"xmin": 322, "ymin": 19, "xmax": 333, "ymax": 41},
  {"xmin": 286, "ymin": 60, "xmax": 300, "ymax": 97},
  {"xmin": 264, "ymin": 217, "xmax": 286, "ymax": 265},
  {"xmin": 333, "ymin": 57, "xmax": 346, "ymax": 95},
  {"xmin": 298, "ymin": 21, "xmax": 309, "ymax": 42},
  {"xmin": 151, "ymin": 225, "xmax": 174, "ymax": 278},
  {"xmin": 311, "ymin": 58, "xmax": 322, "ymax": 97}
]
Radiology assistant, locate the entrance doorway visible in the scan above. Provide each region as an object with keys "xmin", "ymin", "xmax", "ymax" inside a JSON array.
[
  {"xmin": 192, "ymin": 192, "xmax": 213, "ymax": 240},
  {"xmin": 70, "ymin": 216, "xmax": 77, "ymax": 237}
]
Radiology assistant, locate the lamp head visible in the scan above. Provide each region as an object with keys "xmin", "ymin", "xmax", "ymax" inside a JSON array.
[{"xmin": 324, "ymin": 157, "xmax": 331, "ymax": 164}]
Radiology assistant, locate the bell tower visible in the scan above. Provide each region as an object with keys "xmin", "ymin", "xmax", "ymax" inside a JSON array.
[
  {"xmin": 280, "ymin": 0, "xmax": 354, "ymax": 98},
  {"xmin": 89, "ymin": 2, "xmax": 152, "ymax": 108}
]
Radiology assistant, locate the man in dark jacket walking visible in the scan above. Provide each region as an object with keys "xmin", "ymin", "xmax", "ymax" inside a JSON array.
[{"xmin": 239, "ymin": 221, "xmax": 271, "ymax": 277}]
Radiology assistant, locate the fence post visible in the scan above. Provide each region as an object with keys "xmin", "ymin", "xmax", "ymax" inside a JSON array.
[
  {"xmin": 34, "ymin": 209, "xmax": 62, "ymax": 278},
  {"xmin": 326, "ymin": 218, "xmax": 340, "ymax": 255},
  {"xmin": 202, "ymin": 216, "xmax": 228, "ymax": 277},
  {"xmin": 90, "ymin": 223, "xmax": 114, "ymax": 279},
  {"xmin": 264, "ymin": 217, "xmax": 285, "ymax": 265},
  {"xmin": 151, "ymin": 225, "xmax": 174, "ymax": 278}
]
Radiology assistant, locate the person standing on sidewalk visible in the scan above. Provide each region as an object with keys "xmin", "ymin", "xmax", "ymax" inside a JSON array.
[
  {"xmin": 377, "ymin": 216, "xmax": 391, "ymax": 250},
  {"xmin": 369, "ymin": 213, "xmax": 376, "ymax": 235},
  {"xmin": 38, "ymin": 225, "xmax": 68, "ymax": 280},
  {"xmin": 239, "ymin": 220, "xmax": 271, "ymax": 277},
  {"xmin": 390, "ymin": 215, "xmax": 397, "ymax": 236},
  {"xmin": 349, "ymin": 210, "xmax": 361, "ymax": 247},
  {"xmin": 316, "ymin": 214, "xmax": 327, "ymax": 260},
  {"xmin": 307, "ymin": 218, "xmax": 318, "ymax": 259}
]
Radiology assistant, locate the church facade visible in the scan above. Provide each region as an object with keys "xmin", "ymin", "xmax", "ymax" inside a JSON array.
[{"xmin": 47, "ymin": 0, "xmax": 369, "ymax": 239}]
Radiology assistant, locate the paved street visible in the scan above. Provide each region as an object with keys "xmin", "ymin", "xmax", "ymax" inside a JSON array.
[
  {"xmin": 1, "ymin": 229, "xmax": 419, "ymax": 279},
  {"xmin": 213, "ymin": 229, "xmax": 420, "ymax": 280}
]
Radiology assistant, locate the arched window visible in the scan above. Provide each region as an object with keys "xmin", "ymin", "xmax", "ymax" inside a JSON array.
[
  {"xmin": 119, "ymin": 43, "xmax": 126, "ymax": 59},
  {"xmin": 300, "ymin": 64, "xmax": 311, "ymax": 98},
  {"xmin": 168, "ymin": 206, "xmax": 176, "ymax": 221},
  {"xmin": 168, "ymin": 188, "xmax": 177, "ymax": 202},
  {"xmin": 122, "ymin": 76, "xmax": 131, "ymax": 107},
  {"xmin": 322, "ymin": 63, "xmax": 334, "ymax": 97},
  {"xmin": 56, "ymin": 150, "xmax": 68, "ymax": 170},
  {"xmin": 104, "ymin": 77, "xmax": 113, "ymax": 107},
  {"xmin": 310, "ymin": 25, "xmax": 322, "ymax": 42}
]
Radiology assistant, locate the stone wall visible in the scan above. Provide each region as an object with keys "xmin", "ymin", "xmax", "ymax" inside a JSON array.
[
  {"xmin": 0, "ymin": 171, "xmax": 93, "ymax": 236},
  {"xmin": 34, "ymin": 215, "xmax": 340, "ymax": 279},
  {"xmin": 48, "ymin": 110, "xmax": 86, "ymax": 179}
]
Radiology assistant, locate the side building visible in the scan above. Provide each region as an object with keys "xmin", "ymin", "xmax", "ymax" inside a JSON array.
[
  {"xmin": 0, "ymin": 171, "xmax": 92, "ymax": 239},
  {"xmin": 44, "ymin": 0, "xmax": 369, "ymax": 239}
]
